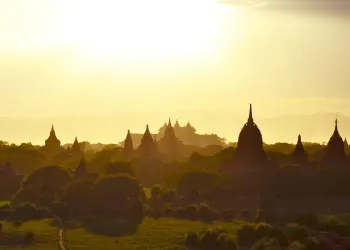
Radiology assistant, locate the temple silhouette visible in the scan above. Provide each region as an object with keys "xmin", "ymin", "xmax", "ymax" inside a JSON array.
[
  {"xmin": 41, "ymin": 104, "xmax": 349, "ymax": 168},
  {"xmin": 121, "ymin": 120, "xmax": 226, "ymax": 148}
]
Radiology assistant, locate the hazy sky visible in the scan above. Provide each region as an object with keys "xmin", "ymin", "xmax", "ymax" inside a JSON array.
[{"xmin": 1, "ymin": 0, "xmax": 350, "ymax": 143}]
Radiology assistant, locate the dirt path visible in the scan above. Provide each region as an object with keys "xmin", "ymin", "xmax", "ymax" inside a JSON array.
[{"xmin": 53, "ymin": 215, "xmax": 66, "ymax": 250}]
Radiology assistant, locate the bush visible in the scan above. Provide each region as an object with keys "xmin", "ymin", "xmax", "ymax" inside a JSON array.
[
  {"xmin": 11, "ymin": 203, "xmax": 51, "ymax": 221},
  {"xmin": 285, "ymin": 223, "xmax": 309, "ymax": 243},
  {"xmin": 185, "ymin": 231, "xmax": 198, "ymax": 247},
  {"xmin": 185, "ymin": 227, "xmax": 237, "ymax": 250},
  {"xmin": 185, "ymin": 205, "xmax": 198, "ymax": 219},
  {"xmin": 287, "ymin": 241, "xmax": 306, "ymax": 250},
  {"xmin": 197, "ymin": 203, "xmax": 219, "ymax": 221},
  {"xmin": 220, "ymin": 210, "xmax": 234, "ymax": 221},
  {"xmin": 23, "ymin": 231, "xmax": 35, "ymax": 245},
  {"xmin": 255, "ymin": 223, "xmax": 274, "ymax": 238},
  {"xmin": 237, "ymin": 223, "xmax": 257, "ymax": 246},
  {"xmin": 255, "ymin": 209, "xmax": 274, "ymax": 222},
  {"xmin": 294, "ymin": 213, "xmax": 318, "ymax": 228},
  {"xmin": 216, "ymin": 233, "xmax": 238, "ymax": 250},
  {"xmin": 0, "ymin": 204, "xmax": 11, "ymax": 210},
  {"xmin": 305, "ymin": 237, "xmax": 321, "ymax": 250},
  {"xmin": 251, "ymin": 238, "xmax": 280, "ymax": 250},
  {"xmin": 241, "ymin": 209, "xmax": 251, "ymax": 220}
]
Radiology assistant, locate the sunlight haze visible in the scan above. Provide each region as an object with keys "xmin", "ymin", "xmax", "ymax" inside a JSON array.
[{"xmin": 0, "ymin": 0, "xmax": 350, "ymax": 144}]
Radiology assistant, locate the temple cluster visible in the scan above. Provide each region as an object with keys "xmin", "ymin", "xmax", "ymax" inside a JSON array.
[{"xmin": 43, "ymin": 104, "xmax": 349, "ymax": 168}]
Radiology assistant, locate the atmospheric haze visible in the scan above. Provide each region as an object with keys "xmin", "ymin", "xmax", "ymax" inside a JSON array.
[{"xmin": 0, "ymin": 0, "xmax": 350, "ymax": 144}]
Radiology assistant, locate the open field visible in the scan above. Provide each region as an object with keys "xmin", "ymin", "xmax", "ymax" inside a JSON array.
[
  {"xmin": 1, "ymin": 219, "xmax": 58, "ymax": 250},
  {"xmin": 1, "ymin": 218, "xmax": 242, "ymax": 250},
  {"xmin": 0, "ymin": 201, "xmax": 10, "ymax": 207}
]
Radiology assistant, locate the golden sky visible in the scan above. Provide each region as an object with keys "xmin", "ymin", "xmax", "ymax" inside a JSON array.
[{"xmin": 0, "ymin": 0, "xmax": 350, "ymax": 143}]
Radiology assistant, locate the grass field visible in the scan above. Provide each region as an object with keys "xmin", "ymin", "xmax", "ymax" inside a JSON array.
[
  {"xmin": 0, "ymin": 201, "xmax": 10, "ymax": 207},
  {"xmin": 1, "ymin": 218, "xmax": 242, "ymax": 250}
]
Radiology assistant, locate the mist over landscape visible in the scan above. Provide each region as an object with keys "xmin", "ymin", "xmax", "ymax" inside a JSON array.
[
  {"xmin": 1, "ymin": 0, "xmax": 350, "ymax": 146},
  {"xmin": 2, "ymin": 1, "xmax": 350, "ymax": 249}
]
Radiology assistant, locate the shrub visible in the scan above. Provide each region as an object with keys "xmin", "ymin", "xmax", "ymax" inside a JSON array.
[
  {"xmin": 197, "ymin": 203, "xmax": 219, "ymax": 221},
  {"xmin": 216, "ymin": 233, "xmax": 238, "ymax": 250},
  {"xmin": 188, "ymin": 227, "xmax": 237, "ymax": 250},
  {"xmin": 255, "ymin": 222, "xmax": 274, "ymax": 238},
  {"xmin": 251, "ymin": 238, "xmax": 280, "ymax": 250},
  {"xmin": 11, "ymin": 203, "xmax": 50, "ymax": 221},
  {"xmin": 23, "ymin": 231, "xmax": 35, "ymax": 245},
  {"xmin": 294, "ymin": 213, "xmax": 318, "ymax": 228},
  {"xmin": 285, "ymin": 223, "xmax": 309, "ymax": 243},
  {"xmin": 220, "ymin": 210, "xmax": 234, "ymax": 221},
  {"xmin": 237, "ymin": 223, "xmax": 257, "ymax": 246},
  {"xmin": 255, "ymin": 209, "xmax": 274, "ymax": 222},
  {"xmin": 241, "ymin": 209, "xmax": 251, "ymax": 220},
  {"xmin": 0, "ymin": 204, "xmax": 11, "ymax": 210},
  {"xmin": 185, "ymin": 205, "xmax": 198, "ymax": 219},
  {"xmin": 287, "ymin": 241, "xmax": 306, "ymax": 250},
  {"xmin": 305, "ymin": 237, "xmax": 321, "ymax": 250},
  {"xmin": 269, "ymin": 227, "xmax": 289, "ymax": 247},
  {"xmin": 185, "ymin": 231, "xmax": 198, "ymax": 247}
]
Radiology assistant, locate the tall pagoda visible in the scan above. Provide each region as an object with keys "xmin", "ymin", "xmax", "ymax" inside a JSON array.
[
  {"xmin": 44, "ymin": 125, "xmax": 62, "ymax": 157},
  {"xmin": 323, "ymin": 118, "xmax": 346, "ymax": 165},
  {"xmin": 123, "ymin": 129, "xmax": 134, "ymax": 159},
  {"xmin": 137, "ymin": 125, "xmax": 158, "ymax": 158},
  {"xmin": 291, "ymin": 134, "xmax": 308, "ymax": 164},
  {"xmin": 234, "ymin": 104, "xmax": 268, "ymax": 168}
]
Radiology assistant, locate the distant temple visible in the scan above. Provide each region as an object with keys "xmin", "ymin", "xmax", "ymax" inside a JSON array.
[
  {"xmin": 157, "ymin": 119, "xmax": 183, "ymax": 159},
  {"xmin": 43, "ymin": 125, "xmax": 62, "ymax": 158},
  {"xmin": 291, "ymin": 134, "xmax": 308, "ymax": 164},
  {"xmin": 233, "ymin": 104, "xmax": 269, "ymax": 169},
  {"xmin": 73, "ymin": 156, "xmax": 87, "ymax": 179},
  {"xmin": 136, "ymin": 125, "xmax": 158, "ymax": 158},
  {"xmin": 123, "ymin": 130, "xmax": 134, "ymax": 159},
  {"xmin": 121, "ymin": 120, "xmax": 225, "ymax": 148},
  {"xmin": 323, "ymin": 118, "xmax": 346, "ymax": 165},
  {"xmin": 70, "ymin": 137, "xmax": 83, "ymax": 156}
]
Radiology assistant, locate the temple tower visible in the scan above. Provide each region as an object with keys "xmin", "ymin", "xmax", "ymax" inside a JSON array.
[
  {"xmin": 137, "ymin": 125, "xmax": 157, "ymax": 158},
  {"xmin": 292, "ymin": 134, "xmax": 308, "ymax": 164},
  {"xmin": 44, "ymin": 125, "xmax": 62, "ymax": 157},
  {"xmin": 123, "ymin": 130, "xmax": 134, "ymax": 159},
  {"xmin": 323, "ymin": 118, "xmax": 346, "ymax": 165},
  {"xmin": 158, "ymin": 119, "xmax": 182, "ymax": 159},
  {"xmin": 71, "ymin": 137, "xmax": 83, "ymax": 155},
  {"xmin": 234, "ymin": 104, "xmax": 268, "ymax": 168},
  {"xmin": 74, "ymin": 156, "xmax": 87, "ymax": 179}
]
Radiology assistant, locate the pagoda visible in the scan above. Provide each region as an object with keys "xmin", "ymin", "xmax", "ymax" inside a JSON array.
[
  {"xmin": 123, "ymin": 129, "xmax": 134, "ymax": 159},
  {"xmin": 323, "ymin": 118, "xmax": 346, "ymax": 165},
  {"xmin": 73, "ymin": 156, "xmax": 87, "ymax": 179},
  {"xmin": 44, "ymin": 125, "xmax": 62, "ymax": 157},
  {"xmin": 157, "ymin": 119, "xmax": 182, "ymax": 159},
  {"xmin": 137, "ymin": 125, "xmax": 158, "ymax": 158},
  {"xmin": 234, "ymin": 104, "xmax": 268, "ymax": 169},
  {"xmin": 291, "ymin": 135, "xmax": 308, "ymax": 164},
  {"xmin": 71, "ymin": 137, "xmax": 83, "ymax": 155}
]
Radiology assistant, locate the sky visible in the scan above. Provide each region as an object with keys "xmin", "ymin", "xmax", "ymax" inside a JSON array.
[{"xmin": 0, "ymin": 0, "xmax": 350, "ymax": 144}]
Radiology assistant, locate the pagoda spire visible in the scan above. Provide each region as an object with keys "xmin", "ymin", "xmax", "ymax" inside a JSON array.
[
  {"xmin": 292, "ymin": 134, "xmax": 308, "ymax": 164},
  {"xmin": 137, "ymin": 125, "xmax": 157, "ymax": 157},
  {"xmin": 168, "ymin": 118, "xmax": 172, "ymax": 126},
  {"xmin": 123, "ymin": 129, "xmax": 134, "ymax": 159},
  {"xmin": 248, "ymin": 103, "xmax": 253, "ymax": 124},
  {"xmin": 71, "ymin": 136, "xmax": 82, "ymax": 155},
  {"xmin": 74, "ymin": 155, "xmax": 87, "ymax": 179},
  {"xmin": 49, "ymin": 124, "xmax": 57, "ymax": 138}
]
